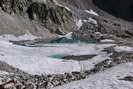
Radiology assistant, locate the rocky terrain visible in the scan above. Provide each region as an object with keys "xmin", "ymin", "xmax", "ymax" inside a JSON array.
[{"xmin": 0, "ymin": 0, "xmax": 133, "ymax": 89}]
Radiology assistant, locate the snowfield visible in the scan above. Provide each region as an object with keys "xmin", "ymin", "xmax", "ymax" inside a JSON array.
[
  {"xmin": 53, "ymin": 63, "xmax": 133, "ymax": 89},
  {"xmin": 0, "ymin": 34, "xmax": 133, "ymax": 89},
  {"xmin": 0, "ymin": 34, "xmax": 116, "ymax": 75}
]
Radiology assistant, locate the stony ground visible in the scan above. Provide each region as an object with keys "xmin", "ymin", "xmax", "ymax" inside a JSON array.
[{"xmin": 0, "ymin": 38, "xmax": 133, "ymax": 89}]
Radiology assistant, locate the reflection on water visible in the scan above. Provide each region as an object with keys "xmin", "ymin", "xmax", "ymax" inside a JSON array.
[{"xmin": 49, "ymin": 54, "xmax": 97, "ymax": 61}]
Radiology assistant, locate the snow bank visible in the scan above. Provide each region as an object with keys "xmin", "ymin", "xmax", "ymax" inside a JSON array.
[
  {"xmin": 100, "ymin": 39, "xmax": 115, "ymax": 43},
  {"xmin": 53, "ymin": 63, "xmax": 133, "ymax": 89},
  {"xmin": 0, "ymin": 38, "xmax": 115, "ymax": 75},
  {"xmin": 114, "ymin": 46, "xmax": 133, "ymax": 52},
  {"xmin": 58, "ymin": 32, "xmax": 73, "ymax": 39}
]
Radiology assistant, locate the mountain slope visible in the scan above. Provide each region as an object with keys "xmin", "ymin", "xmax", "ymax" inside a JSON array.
[{"xmin": 0, "ymin": 0, "xmax": 133, "ymax": 89}]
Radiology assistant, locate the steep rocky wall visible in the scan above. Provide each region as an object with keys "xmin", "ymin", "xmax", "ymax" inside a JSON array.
[
  {"xmin": 0, "ymin": 0, "xmax": 133, "ymax": 39},
  {"xmin": 0, "ymin": 0, "xmax": 76, "ymax": 37},
  {"xmin": 26, "ymin": 1, "xmax": 75, "ymax": 34},
  {"xmin": 0, "ymin": 0, "xmax": 31, "ymax": 15},
  {"xmin": 0, "ymin": 9, "xmax": 54, "ymax": 38}
]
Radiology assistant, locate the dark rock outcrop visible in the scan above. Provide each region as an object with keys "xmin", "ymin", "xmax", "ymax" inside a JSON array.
[
  {"xmin": 0, "ymin": 0, "xmax": 31, "ymax": 15},
  {"xmin": 0, "ymin": 0, "xmax": 76, "ymax": 37},
  {"xmin": 26, "ymin": 1, "xmax": 75, "ymax": 34},
  {"xmin": 119, "ymin": 76, "xmax": 133, "ymax": 81}
]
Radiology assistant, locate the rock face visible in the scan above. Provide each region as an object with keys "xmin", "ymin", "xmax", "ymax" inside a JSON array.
[
  {"xmin": 0, "ymin": 0, "xmax": 31, "ymax": 14},
  {"xmin": 26, "ymin": 1, "xmax": 75, "ymax": 34},
  {"xmin": 0, "ymin": 0, "xmax": 133, "ymax": 39},
  {"xmin": 0, "ymin": 0, "xmax": 75, "ymax": 38}
]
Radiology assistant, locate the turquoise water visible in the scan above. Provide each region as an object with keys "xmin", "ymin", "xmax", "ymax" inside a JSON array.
[
  {"xmin": 80, "ymin": 38, "xmax": 97, "ymax": 43},
  {"xmin": 48, "ymin": 54, "xmax": 65, "ymax": 59}
]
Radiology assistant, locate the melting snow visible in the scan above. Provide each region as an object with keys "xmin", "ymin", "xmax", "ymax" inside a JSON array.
[
  {"xmin": 85, "ymin": 9, "xmax": 99, "ymax": 16},
  {"xmin": 100, "ymin": 39, "xmax": 115, "ymax": 43},
  {"xmin": 53, "ymin": 63, "xmax": 133, "ymax": 89},
  {"xmin": 83, "ymin": 17, "xmax": 97, "ymax": 24},
  {"xmin": 0, "ymin": 37, "xmax": 115, "ymax": 75},
  {"xmin": 76, "ymin": 19, "xmax": 83, "ymax": 29},
  {"xmin": 88, "ymin": 17, "xmax": 97, "ymax": 24},
  {"xmin": 58, "ymin": 32, "xmax": 73, "ymax": 39},
  {"xmin": 114, "ymin": 46, "xmax": 133, "ymax": 52}
]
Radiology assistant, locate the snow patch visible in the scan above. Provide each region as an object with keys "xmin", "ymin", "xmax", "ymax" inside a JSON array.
[
  {"xmin": 32, "ymin": 0, "xmax": 47, "ymax": 3},
  {"xmin": 76, "ymin": 17, "xmax": 97, "ymax": 29},
  {"xmin": 53, "ymin": 0, "xmax": 71, "ymax": 11},
  {"xmin": 88, "ymin": 17, "xmax": 97, "ymax": 24},
  {"xmin": 59, "ymin": 32, "xmax": 73, "ymax": 39},
  {"xmin": 76, "ymin": 19, "xmax": 83, "ymax": 29},
  {"xmin": 114, "ymin": 46, "xmax": 133, "ymax": 52},
  {"xmin": 83, "ymin": 17, "xmax": 97, "ymax": 24},
  {"xmin": 100, "ymin": 39, "xmax": 115, "ymax": 43},
  {"xmin": 85, "ymin": 9, "xmax": 99, "ymax": 16}
]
